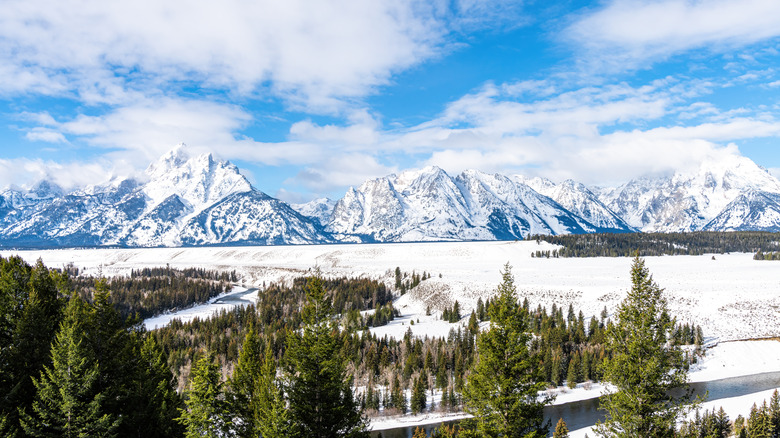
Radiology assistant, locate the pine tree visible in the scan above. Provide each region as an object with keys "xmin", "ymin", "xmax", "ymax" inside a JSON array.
[
  {"xmin": 229, "ymin": 327, "xmax": 264, "ymax": 437},
  {"xmin": 594, "ymin": 256, "xmax": 694, "ymax": 437},
  {"xmin": 255, "ymin": 342, "xmax": 290, "ymax": 438},
  {"xmin": 130, "ymin": 334, "xmax": 183, "ymax": 438},
  {"xmin": 1, "ymin": 259, "xmax": 63, "ymax": 436},
  {"xmin": 177, "ymin": 352, "xmax": 230, "ymax": 438},
  {"xmin": 20, "ymin": 297, "xmax": 118, "ymax": 437},
  {"xmin": 463, "ymin": 263, "xmax": 551, "ymax": 437},
  {"xmin": 390, "ymin": 373, "xmax": 407, "ymax": 414},
  {"xmin": 285, "ymin": 273, "xmax": 369, "ymax": 438},
  {"xmin": 411, "ymin": 372, "xmax": 428, "ymax": 415},
  {"xmin": 553, "ymin": 418, "xmax": 570, "ymax": 438}
]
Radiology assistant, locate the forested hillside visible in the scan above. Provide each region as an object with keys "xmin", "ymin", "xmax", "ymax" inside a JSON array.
[
  {"xmin": 531, "ymin": 231, "xmax": 780, "ymax": 257},
  {"xmin": 0, "ymin": 255, "xmax": 713, "ymax": 437}
]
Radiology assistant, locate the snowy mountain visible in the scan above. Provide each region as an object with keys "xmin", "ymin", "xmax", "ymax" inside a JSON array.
[
  {"xmin": 291, "ymin": 198, "xmax": 336, "ymax": 226},
  {"xmin": 597, "ymin": 155, "xmax": 780, "ymax": 232},
  {"xmin": 1, "ymin": 147, "xmax": 779, "ymax": 248},
  {"xmin": 517, "ymin": 176, "xmax": 635, "ymax": 233},
  {"xmin": 0, "ymin": 145, "xmax": 330, "ymax": 247},
  {"xmin": 326, "ymin": 166, "xmax": 600, "ymax": 242}
]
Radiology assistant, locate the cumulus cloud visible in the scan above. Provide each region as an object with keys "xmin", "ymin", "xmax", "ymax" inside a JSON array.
[
  {"xmin": 0, "ymin": 158, "xmax": 121, "ymax": 191},
  {"xmin": 0, "ymin": 0, "xmax": 452, "ymax": 111}
]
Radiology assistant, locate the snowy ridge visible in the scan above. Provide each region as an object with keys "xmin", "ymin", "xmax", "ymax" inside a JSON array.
[
  {"xmin": 598, "ymin": 154, "xmax": 780, "ymax": 232},
  {"xmin": 0, "ymin": 145, "xmax": 328, "ymax": 247},
  {"xmin": 1, "ymin": 148, "xmax": 779, "ymax": 248}
]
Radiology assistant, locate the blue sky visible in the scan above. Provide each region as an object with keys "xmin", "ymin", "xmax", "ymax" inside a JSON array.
[{"xmin": 2, "ymin": 0, "xmax": 780, "ymax": 202}]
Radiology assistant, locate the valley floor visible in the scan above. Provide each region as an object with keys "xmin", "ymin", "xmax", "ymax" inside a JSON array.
[{"xmin": 5, "ymin": 241, "xmax": 780, "ymax": 434}]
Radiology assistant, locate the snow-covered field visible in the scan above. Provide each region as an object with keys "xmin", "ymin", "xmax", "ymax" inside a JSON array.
[
  {"xmin": 4, "ymin": 240, "xmax": 779, "ymax": 341},
  {"xmin": 142, "ymin": 286, "xmax": 258, "ymax": 330},
  {"xmin": 3, "ymin": 240, "xmax": 780, "ymax": 434}
]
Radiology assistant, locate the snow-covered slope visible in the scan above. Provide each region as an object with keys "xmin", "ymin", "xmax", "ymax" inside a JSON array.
[
  {"xmin": 598, "ymin": 155, "xmax": 780, "ymax": 232},
  {"xmin": 291, "ymin": 197, "xmax": 336, "ymax": 226},
  {"xmin": 327, "ymin": 167, "xmax": 590, "ymax": 241},
  {"xmin": 2, "ymin": 148, "xmax": 779, "ymax": 248},
  {"xmin": 0, "ymin": 145, "xmax": 330, "ymax": 247},
  {"xmin": 518, "ymin": 176, "xmax": 634, "ymax": 233}
]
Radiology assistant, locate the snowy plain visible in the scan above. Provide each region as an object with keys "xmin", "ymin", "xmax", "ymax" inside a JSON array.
[
  {"xmin": 4, "ymin": 240, "xmax": 780, "ymax": 433},
  {"xmin": 6, "ymin": 240, "xmax": 779, "ymax": 341}
]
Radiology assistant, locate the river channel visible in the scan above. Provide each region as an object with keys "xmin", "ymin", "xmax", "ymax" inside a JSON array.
[
  {"xmin": 143, "ymin": 286, "xmax": 258, "ymax": 330},
  {"xmin": 373, "ymin": 371, "xmax": 780, "ymax": 437}
]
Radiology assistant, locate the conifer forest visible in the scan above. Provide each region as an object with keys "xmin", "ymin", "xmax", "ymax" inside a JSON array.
[{"xmin": 0, "ymin": 248, "xmax": 769, "ymax": 437}]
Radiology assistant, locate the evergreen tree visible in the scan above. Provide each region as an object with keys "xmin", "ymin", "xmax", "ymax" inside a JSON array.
[
  {"xmin": 177, "ymin": 352, "xmax": 230, "ymax": 438},
  {"xmin": 255, "ymin": 342, "xmax": 290, "ymax": 438},
  {"xmin": 390, "ymin": 373, "xmax": 407, "ymax": 414},
  {"xmin": 20, "ymin": 297, "xmax": 118, "ymax": 437},
  {"xmin": 594, "ymin": 256, "xmax": 694, "ymax": 438},
  {"xmin": 553, "ymin": 418, "xmax": 570, "ymax": 438},
  {"xmin": 1, "ymin": 259, "xmax": 63, "ymax": 436},
  {"xmin": 229, "ymin": 326, "xmax": 264, "ymax": 437},
  {"xmin": 285, "ymin": 273, "xmax": 369, "ymax": 438},
  {"xmin": 411, "ymin": 372, "xmax": 428, "ymax": 415},
  {"xmin": 130, "ymin": 334, "xmax": 183, "ymax": 438},
  {"xmin": 463, "ymin": 263, "xmax": 551, "ymax": 437},
  {"xmin": 747, "ymin": 402, "xmax": 773, "ymax": 438}
]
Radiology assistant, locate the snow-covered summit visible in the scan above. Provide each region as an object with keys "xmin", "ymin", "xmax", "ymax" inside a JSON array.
[
  {"xmin": 599, "ymin": 154, "xmax": 780, "ymax": 232},
  {"xmin": 144, "ymin": 144, "xmax": 252, "ymax": 213}
]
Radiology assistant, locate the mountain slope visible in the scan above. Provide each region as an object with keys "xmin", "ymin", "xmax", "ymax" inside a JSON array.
[{"xmin": 598, "ymin": 155, "xmax": 780, "ymax": 232}]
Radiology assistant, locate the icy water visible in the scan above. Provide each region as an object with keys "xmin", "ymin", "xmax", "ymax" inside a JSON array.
[
  {"xmin": 143, "ymin": 286, "xmax": 258, "ymax": 330},
  {"xmin": 373, "ymin": 371, "xmax": 780, "ymax": 437}
]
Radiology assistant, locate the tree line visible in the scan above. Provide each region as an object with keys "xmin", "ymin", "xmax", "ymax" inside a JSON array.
[
  {"xmin": 530, "ymin": 231, "xmax": 780, "ymax": 257},
  {"xmin": 1, "ymin": 253, "xmax": 728, "ymax": 437},
  {"xmin": 70, "ymin": 266, "xmax": 234, "ymax": 320}
]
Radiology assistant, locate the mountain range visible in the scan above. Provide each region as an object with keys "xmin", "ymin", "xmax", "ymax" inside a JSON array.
[{"xmin": 2, "ymin": 145, "xmax": 779, "ymax": 248}]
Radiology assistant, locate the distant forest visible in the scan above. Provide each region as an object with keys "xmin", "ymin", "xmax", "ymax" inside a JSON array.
[{"xmin": 529, "ymin": 231, "xmax": 780, "ymax": 257}]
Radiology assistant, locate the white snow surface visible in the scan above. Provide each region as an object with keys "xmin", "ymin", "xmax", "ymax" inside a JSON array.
[
  {"xmin": 3, "ymin": 240, "xmax": 780, "ymax": 341},
  {"xmin": 143, "ymin": 285, "xmax": 257, "ymax": 330},
  {"xmin": 5, "ymin": 241, "xmax": 780, "ymax": 433}
]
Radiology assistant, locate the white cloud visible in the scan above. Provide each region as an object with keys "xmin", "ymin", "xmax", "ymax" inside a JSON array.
[
  {"xmin": 15, "ymin": 74, "xmax": 780, "ymax": 198},
  {"xmin": 25, "ymin": 128, "xmax": 67, "ymax": 144},
  {"xmin": 565, "ymin": 0, "xmax": 780, "ymax": 72},
  {"xmin": 0, "ymin": 0, "xmax": 452, "ymax": 111},
  {"xmin": 0, "ymin": 158, "xmax": 119, "ymax": 191}
]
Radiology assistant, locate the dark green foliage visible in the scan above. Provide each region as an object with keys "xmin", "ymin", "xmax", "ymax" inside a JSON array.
[
  {"xmin": 72, "ymin": 267, "xmax": 232, "ymax": 320},
  {"xmin": 410, "ymin": 371, "xmax": 428, "ymax": 414},
  {"xmin": 132, "ymin": 335, "xmax": 184, "ymax": 437},
  {"xmin": 228, "ymin": 326, "xmax": 264, "ymax": 437},
  {"xmin": 255, "ymin": 342, "xmax": 291, "ymax": 438},
  {"xmin": 533, "ymin": 231, "xmax": 780, "ymax": 257},
  {"xmin": 20, "ymin": 297, "xmax": 119, "ymax": 437},
  {"xmin": 463, "ymin": 263, "xmax": 551, "ymax": 438},
  {"xmin": 0, "ymin": 257, "xmax": 64, "ymax": 436},
  {"xmin": 442, "ymin": 301, "xmax": 462, "ymax": 323},
  {"xmin": 595, "ymin": 256, "xmax": 694, "ymax": 437},
  {"xmin": 678, "ymin": 407, "xmax": 731, "ymax": 438},
  {"xmin": 285, "ymin": 274, "xmax": 369, "ymax": 438},
  {"xmin": 177, "ymin": 352, "xmax": 230, "ymax": 437}
]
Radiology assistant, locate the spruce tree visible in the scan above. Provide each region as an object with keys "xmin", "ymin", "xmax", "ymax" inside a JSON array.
[
  {"xmin": 229, "ymin": 326, "xmax": 264, "ymax": 437},
  {"xmin": 285, "ymin": 273, "xmax": 369, "ymax": 438},
  {"xmin": 129, "ymin": 334, "xmax": 183, "ymax": 438},
  {"xmin": 1, "ymin": 259, "xmax": 63, "ymax": 436},
  {"xmin": 20, "ymin": 297, "xmax": 118, "ymax": 437},
  {"xmin": 177, "ymin": 352, "xmax": 230, "ymax": 438},
  {"xmin": 463, "ymin": 263, "xmax": 551, "ymax": 437},
  {"xmin": 594, "ymin": 256, "xmax": 694, "ymax": 438},
  {"xmin": 255, "ymin": 342, "xmax": 290, "ymax": 438},
  {"xmin": 553, "ymin": 418, "xmax": 570, "ymax": 438}
]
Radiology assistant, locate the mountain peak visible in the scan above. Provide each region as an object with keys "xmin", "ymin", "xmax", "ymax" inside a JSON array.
[{"xmin": 143, "ymin": 145, "xmax": 252, "ymax": 213}]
